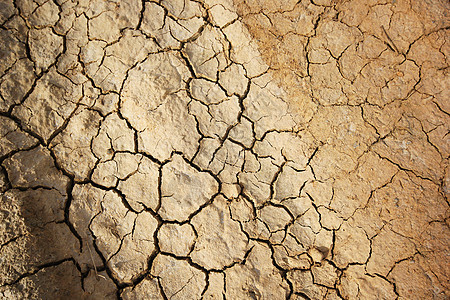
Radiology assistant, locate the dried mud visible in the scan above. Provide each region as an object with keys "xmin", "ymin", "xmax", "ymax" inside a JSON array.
[{"xmin": 0, "ymin": 0, "xmax": 449, "ymax": 299}]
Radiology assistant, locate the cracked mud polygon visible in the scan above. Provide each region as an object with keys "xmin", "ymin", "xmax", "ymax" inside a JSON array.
[{"xmin": 0, "ymin": 0, "xmax": 449, "ymax": 299}]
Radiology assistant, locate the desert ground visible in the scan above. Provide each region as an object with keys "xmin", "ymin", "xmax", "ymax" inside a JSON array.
[{"xmin": 0, "ymin": 0, "xmax": 449, "ymax": 299}]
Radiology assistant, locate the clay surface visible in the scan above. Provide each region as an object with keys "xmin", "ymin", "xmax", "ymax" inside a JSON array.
[{"xmin": 0, "ymin": 0, "xmax": 448, "ymax": 299}]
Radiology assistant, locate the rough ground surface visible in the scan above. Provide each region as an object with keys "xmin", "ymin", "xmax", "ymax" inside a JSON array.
[{"xmin": 0, "ymin": 0, "xmax": 449, "ymax": 299}]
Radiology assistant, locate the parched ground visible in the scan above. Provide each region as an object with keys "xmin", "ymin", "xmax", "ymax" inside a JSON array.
[{"xmin": 0, "ymin": 0, "xmax": 448, "ymax": 299}]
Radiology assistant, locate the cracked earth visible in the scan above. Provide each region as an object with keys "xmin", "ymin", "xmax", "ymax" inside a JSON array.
[{"xmin": 0, "ymin": 0, "xmax": 449, "ymax": 299}]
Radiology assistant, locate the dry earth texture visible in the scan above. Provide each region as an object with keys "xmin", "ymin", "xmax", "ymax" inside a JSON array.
[{"xmin": 0, "ymin": 0, "xmax": 449, "ymax": 299}]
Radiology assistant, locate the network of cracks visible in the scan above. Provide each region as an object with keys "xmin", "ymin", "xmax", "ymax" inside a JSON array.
[{"xmin": 0, "ymin": 0, "xmax": 449, "ymax": 299}]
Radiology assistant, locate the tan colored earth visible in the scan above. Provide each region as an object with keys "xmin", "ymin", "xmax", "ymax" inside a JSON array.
[{"xmin": 0, "ymin": 0, "xmax": 449, "ymax": 299}]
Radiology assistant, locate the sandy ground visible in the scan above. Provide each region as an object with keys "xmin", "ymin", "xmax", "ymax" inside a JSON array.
[{"xmin": 0, "ymin": 0, "xmax": 448, "ymax": 299}]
